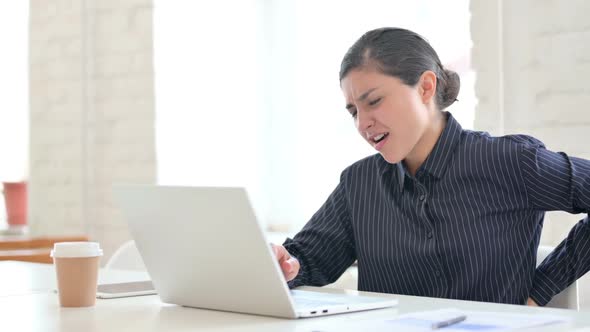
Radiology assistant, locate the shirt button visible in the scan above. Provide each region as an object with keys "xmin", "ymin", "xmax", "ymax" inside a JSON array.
[
  {"xmin": 427, "ymin": 232, "xmax": 433, "ymax": 239},
  {"xmin": 419, "ymin": 194, "xmax": 426, "ymax": 201},
  {"xmin": 435, "ymin": 270, "xmax": 441, "ymax": 277}
]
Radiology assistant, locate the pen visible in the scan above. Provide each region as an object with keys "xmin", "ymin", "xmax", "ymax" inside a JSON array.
[{"xmin": 431, "ymin": 315, "xmax": 467, "ymax": 329}]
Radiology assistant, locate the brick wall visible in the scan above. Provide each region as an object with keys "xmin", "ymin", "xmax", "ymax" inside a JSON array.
[
  {"xmin": 471, "ymin": 0, "xmax": 590, "ymax": 309},
  {"xmin": 28, "ymin": 0, "xmax": 156, "ymax": 260}
]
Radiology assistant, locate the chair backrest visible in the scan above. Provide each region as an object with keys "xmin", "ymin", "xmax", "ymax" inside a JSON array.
[
  {"xmin": 537, "ymin": 245, "xmax": 579, "ymax": 310},
  {"xmin": 104, "ymin": 240, "xmax": 147, "ymax": 271}
]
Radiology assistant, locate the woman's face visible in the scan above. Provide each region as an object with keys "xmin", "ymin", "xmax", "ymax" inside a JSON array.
[{"xmin": 340, "ymin": 68, "xmax": 434, "ymax": 164}]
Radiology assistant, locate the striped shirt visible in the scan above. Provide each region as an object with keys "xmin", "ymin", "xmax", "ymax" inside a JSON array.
[{"xmin": 283, "ymin": 112, "xmax": 590, "ymax": 306}]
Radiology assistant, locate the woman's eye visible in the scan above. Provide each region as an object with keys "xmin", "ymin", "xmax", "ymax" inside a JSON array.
[
  {"xmin": 369, "ymin": 98, "xmax": 381, "ymax": 106},
  {"xmin": 350, "ymin": 109, "xmax": 357, "ymax": 118}
]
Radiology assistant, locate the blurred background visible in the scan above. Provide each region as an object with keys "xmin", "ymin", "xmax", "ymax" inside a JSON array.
[{"xmin": 1, "ymin": 0, "xmax": 588, "ymax": 309}]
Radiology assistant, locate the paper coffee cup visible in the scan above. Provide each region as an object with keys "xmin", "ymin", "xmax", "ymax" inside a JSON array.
[{"xmin": 51, "ymin": 242, "xmax": 103, "ymax": 307}]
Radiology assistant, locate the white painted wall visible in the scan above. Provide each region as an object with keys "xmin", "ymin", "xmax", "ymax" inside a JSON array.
[{"xmin": 28, "ymin": 0, "xmax": 156, "ymax": 260}]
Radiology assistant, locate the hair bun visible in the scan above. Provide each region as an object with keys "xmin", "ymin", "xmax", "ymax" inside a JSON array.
[{"xmin": 439, "ymin": 69, "xmax": 460, "ymax": 109}]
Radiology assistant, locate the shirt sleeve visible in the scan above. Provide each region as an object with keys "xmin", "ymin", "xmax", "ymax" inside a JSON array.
[
  {"xmin": 282, "ymin": 171, "xmax": 357, "ymax": 288},
  {"xmin": 518, "ymin": 142, "xmax": 590, "ymax": 306}
]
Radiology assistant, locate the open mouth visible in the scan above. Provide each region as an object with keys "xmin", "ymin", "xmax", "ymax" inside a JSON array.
[
  {"xmin": 370, "ymin": 132, "xmax": 389, "ymax": 151},
  {"xmin": 372, "ymin": 133, "xmax": 389, "ymax": 144}
]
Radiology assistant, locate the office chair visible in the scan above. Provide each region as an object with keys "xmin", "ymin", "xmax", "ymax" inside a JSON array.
[
  {"xmin": 104, "ymin": 240, "xmax": 146, "ymax": 271},
  {"xmin": 325, "ymin": 265, "xmax": 359, "ymax": 290}
]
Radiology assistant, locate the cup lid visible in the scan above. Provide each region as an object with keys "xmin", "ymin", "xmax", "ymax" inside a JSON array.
[{"xmin": 50, "ymin": 242, "xmax": 103, "ymax": 258}]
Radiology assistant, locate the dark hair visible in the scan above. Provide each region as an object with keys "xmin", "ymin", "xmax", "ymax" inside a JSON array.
[{"xmin": 340, "ymin": 27, "xmax": 460, "ymax": 110}]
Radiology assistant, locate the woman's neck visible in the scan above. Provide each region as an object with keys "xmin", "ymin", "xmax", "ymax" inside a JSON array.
[{"xmin": 404, "ymin": 112, "xmax": 447, "ymax": 176}]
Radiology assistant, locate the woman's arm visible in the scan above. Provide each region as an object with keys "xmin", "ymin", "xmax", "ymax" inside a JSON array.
[
  {"xmin": 283, "ymin": 172, "xmax": 357, "ymax": 288},
  {"xmin": 519, "ymin": 142, "xmax": 590, "ymax": 305}
]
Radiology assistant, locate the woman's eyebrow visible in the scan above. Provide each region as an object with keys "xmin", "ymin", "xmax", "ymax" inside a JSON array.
[{"xmin": 345, "ymin": 87, "xmax": 378, "ymax": 110}]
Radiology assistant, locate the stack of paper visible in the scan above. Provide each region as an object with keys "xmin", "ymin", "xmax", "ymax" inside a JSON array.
[{"xmin": 308, "ymin": 308, "xmax": 570, "ymax": 332}]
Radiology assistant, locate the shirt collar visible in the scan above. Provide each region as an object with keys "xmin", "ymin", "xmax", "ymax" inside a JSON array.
[
  {"xmin": 382, "ymin": 112, "xmax": 462, "ymax": 193},
  {"xmin": 419, "ymin": 112, "xmax": 463, "ymax": 180},
  {"xmin": 376, "ymin": 156, "xmax": 406, "ymax": 193},
  {"xmin": 395, "ymin": 162, "xmax": 406, "ymax": 193}
]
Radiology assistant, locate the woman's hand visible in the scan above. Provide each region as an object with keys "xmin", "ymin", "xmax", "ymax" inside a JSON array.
[
  {"xmin": 271, "ymin": 243, "xmax": 300, "ymax": 281},
  {"xmin": 527, "ymin": 297, "xmax": 539, "ymax": 306}
]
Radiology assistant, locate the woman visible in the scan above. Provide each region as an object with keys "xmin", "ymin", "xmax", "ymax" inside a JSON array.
[{"xmin": 272, "ymin": 27, "xmax": 590, "ymax": 306}]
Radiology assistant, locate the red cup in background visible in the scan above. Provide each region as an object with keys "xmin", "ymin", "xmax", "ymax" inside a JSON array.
[{"xmin": 2, "ymin": 182, "xmax": 27, "ymax": 226}]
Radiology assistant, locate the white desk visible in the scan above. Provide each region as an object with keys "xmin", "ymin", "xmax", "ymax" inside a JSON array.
[
  {"xmin": 1, "ymin": 261, "xmax": 590, "ymax": 332},
  {"xmin": 0, "ymin": 261, "xmax": 149, "ymax": 297}
]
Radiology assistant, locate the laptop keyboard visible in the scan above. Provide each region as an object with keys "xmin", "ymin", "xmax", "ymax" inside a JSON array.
[
  {"xmin": 290, "ymin": 290, "xmax": 397, "ymax": 315},
  {"xmin": 291, "ymin": 291, "xmax": 348, "ymax": 309},
  {"xmin": 294, "ymin": 297, "xmax": 345, "ymax": 309}
]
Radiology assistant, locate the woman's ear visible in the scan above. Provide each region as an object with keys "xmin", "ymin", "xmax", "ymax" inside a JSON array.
[{"xmin": 418, "ymin": 70, "xmax": 437, "ymax": 105}]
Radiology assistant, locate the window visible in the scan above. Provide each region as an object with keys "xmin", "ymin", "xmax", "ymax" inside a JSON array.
[{"xmin": 154, "ymin": 0, "xmax": 474, "ymax": 231}]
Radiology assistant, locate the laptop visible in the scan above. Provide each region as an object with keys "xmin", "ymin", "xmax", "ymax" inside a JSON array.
[{"xmin": 113, "ymin": 185, "xmax": 398, "ymax": 318}]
